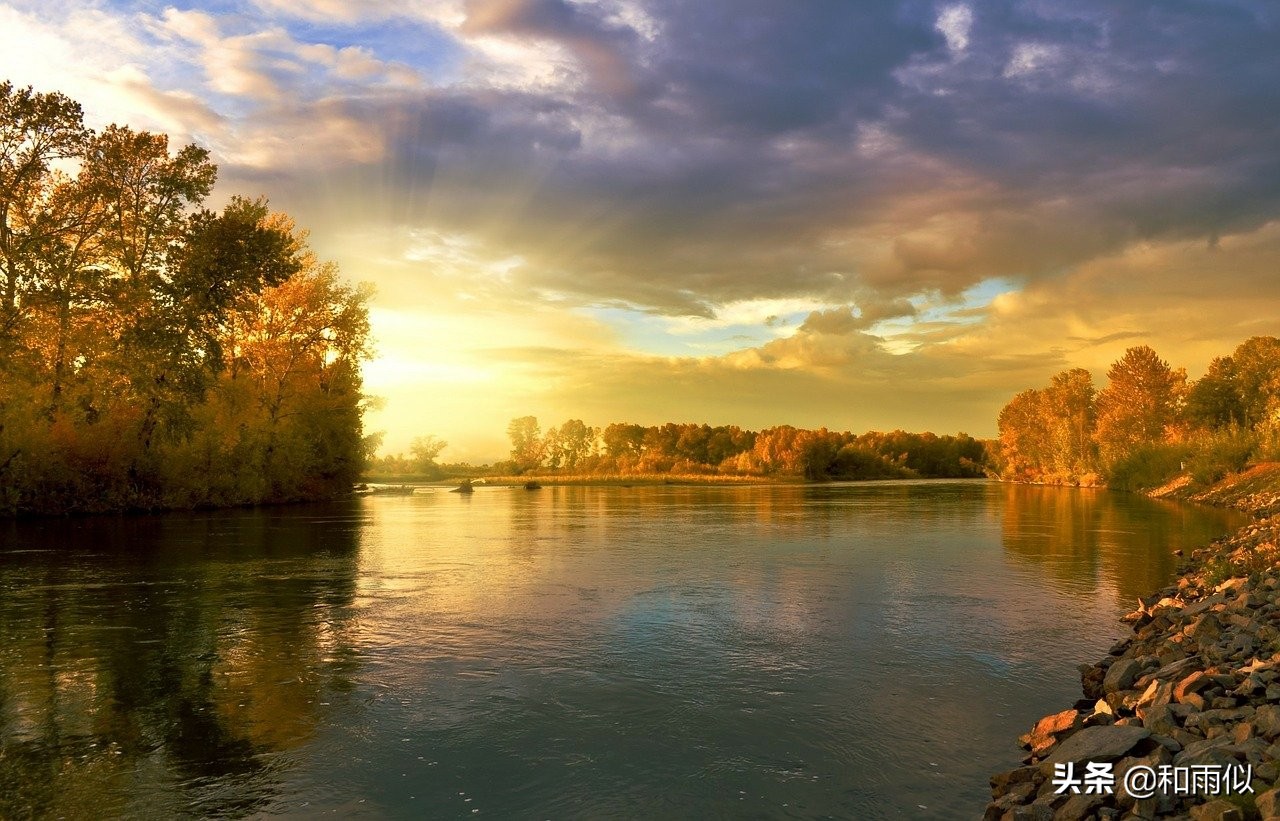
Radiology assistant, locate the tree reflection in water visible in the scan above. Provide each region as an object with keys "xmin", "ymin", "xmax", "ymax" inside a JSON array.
[{"xmin": 0, "ymin": 503, "xmax": 362, "ymax": 819}]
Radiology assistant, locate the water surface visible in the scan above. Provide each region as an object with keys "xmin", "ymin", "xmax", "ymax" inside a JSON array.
[{"xmin": 0, "ymin": 481, "xmax": 1249, "ymax": 818}]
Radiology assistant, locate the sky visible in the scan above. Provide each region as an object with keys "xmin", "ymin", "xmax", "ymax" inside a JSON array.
[{"xmin": 4, "ymin": 0, "xmax": 1279, "ymax": 462}]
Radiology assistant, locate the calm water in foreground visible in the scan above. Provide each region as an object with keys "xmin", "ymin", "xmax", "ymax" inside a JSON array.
[{"xmin": 0, "ymin": 481, "xmax": 1250, "ymax": 819}]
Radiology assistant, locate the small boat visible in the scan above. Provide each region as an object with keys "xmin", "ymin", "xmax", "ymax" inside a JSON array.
[
  {"xmin": 450, "ymin": 479, "xmax": 474, "ymax": 494},
  {"xmin": 524, "ymin": 481, "xmax": 542, "ymax": 490}
]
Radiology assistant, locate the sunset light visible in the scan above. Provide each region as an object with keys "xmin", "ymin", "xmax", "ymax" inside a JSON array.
[{"xmin": 5, "ymin": 1, "xmax": 1275, "ymax": 462}]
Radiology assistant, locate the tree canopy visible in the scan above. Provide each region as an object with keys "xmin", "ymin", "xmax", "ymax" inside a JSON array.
[
  {"xmin": 996, "ymin": 337, "xmax": 1280, "ymax": 489},
  {"xmin": 0, "ymin": 82, "xmax": 372, "ymax": 515}
]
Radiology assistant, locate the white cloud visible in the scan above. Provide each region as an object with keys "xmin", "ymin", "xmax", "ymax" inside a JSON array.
[
  {"xmin": 1004, "ymin": 42, "xmax": 1062, "ymax": 78},
  {"xmin": 936, "ymin": 4, "xmax": 974, "ymax": 53}
]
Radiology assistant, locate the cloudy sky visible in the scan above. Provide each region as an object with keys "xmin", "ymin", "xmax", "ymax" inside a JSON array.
[{"xmin": 5, "ymin": 0, "xmax": 1279, "ymax": 461}]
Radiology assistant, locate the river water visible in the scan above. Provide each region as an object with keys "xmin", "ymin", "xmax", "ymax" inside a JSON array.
[{"xmin": 0, "ymin": 481, "xmax": 1249, "ymax": 819}]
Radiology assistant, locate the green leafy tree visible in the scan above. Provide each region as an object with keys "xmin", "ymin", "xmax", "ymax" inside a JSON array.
[{"xmin": 1186, "ymin": 356, "xmax": 1243, "ymax": 430}]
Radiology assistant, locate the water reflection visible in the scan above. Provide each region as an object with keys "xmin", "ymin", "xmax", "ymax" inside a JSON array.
[
  {"xmin": 0, "ymin": 505, "xmax": 362, "ymax": 819},
  {"xmin": 0, "ymin": 484, "xmax": 1249, "ymax": 819},
  {"xmin": 999, "ymin": 484, "xmax": 1246, "ymax": 602}
]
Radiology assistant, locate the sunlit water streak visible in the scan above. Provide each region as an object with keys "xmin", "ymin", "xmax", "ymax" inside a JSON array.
[{"xmin": 0, "ymin": 481, "xmax": 1249, "ymax": 818}]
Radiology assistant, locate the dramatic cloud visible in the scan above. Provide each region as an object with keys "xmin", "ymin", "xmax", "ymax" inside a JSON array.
[{"xmin": 4, "ymin": 0, "xmax": 1279, "ymax": 457}]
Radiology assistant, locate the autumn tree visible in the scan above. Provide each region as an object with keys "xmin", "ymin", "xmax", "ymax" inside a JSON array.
[
  {"xmin": 507, "ymin": 416, "xmax": 543, "ymax": 473},
  {"xmin": 1094, "ymin": 346, "xmax": 1186, "ymax": 466},
  {"xmin": 1043, "ymin": 368, "xmax": 1098, "ymax": 478},
  {"xmin": 998, "ymin": 389, "xmax": 1052, "ymax": 480},
  {"xmin": 0, "ymin": 82, "xmax": 90, "ymax": 355},
  {"xmin": 1228, "ymin": 337, "xmax": 1280, "ymax": 430},
  {"xmin": 410, "ymin": 436, "xmax": 447, "ymax": 475},
  {"xmin": 548, "ymin": 419, "xmax": 596, "ymax": 471},
  {"xmin": 0, "ymin": 82, "xmax": 373, "ymax": 514}
]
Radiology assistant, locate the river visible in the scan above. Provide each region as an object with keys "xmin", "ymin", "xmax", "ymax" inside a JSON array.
[{"xmin": 0, "ymin": 481, "xmax": 1250, "ymax": 819}]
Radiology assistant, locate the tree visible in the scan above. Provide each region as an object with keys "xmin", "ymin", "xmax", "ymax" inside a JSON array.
[
  {"xmin": 409, "ymin": 435, "xmax": 447, "ymax": 475},
  {"xmin": 507, "ymin": 416, "xmax": 543, "ymax": 473},
  {"xmin": 1186, "ymin": 356, "xmax": 1243, "ymax": 430},
  {"xmin": 1095, "ymin": 346, "xmax": 1186, "ymax": 465},
  {"xmin": 998, "ymin": 389, "xmax": 1051, "ymax": 480},
  {"xmin": 1228, "ymin": 337, "xmax": 1280, "ymax": 429},
  {"xmin": 602, "ymin": 422, "xmax": 645, "ymax": 459},
  {"xmin": 0, "ymin": 82, "xmax": 373, "ymax": 514},
  {"xmin": 1043, "ymin": 367, "xmax": 1097, "ymax": 477},
  {"xmin": 0, "ymin": 82, "xmax": 90, "ymax": 351},
  {"xmin": 553, "ymin": 419, "xmax": 595, "ymax": 471}
]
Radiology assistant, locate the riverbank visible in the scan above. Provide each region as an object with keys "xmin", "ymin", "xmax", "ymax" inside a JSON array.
[{"xmin": 986, "ymin": 468, "xmax": 1280, "ymax": 820}]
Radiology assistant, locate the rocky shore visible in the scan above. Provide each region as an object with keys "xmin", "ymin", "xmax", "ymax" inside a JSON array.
[{"xmin": 986, "ymin": 481, "xmax": 1280, "ymax": 820}]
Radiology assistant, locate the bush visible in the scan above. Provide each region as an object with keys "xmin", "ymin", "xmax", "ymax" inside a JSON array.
[
  {"xmin": 1185, "ymin": 427, "xmax": 1256, "ymax": 485},
  {"xmin": 1105, "ymin": 443, "xmax": 1192, "ymax": 492}
]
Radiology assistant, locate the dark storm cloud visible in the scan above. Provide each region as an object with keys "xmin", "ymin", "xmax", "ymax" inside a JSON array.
[{"xmin": 272, "ymin": 0, "xmax": 1280, "ymax": 316}]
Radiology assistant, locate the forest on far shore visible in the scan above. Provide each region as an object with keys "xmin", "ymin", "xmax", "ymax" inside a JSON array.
[
  {"xmin": 370, "ymin": 420, "xmax": 992, "ymax": 482},
  {"xmin": 0, "ymin": 82, "xmax": 372, "ymax": 515}
]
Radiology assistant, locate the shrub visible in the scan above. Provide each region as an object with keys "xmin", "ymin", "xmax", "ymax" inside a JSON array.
[
  {"xmin": 1185, "ymin": 427, "xmax": 1257, "ymax": 485},
  {"xmin": 1105, "ymin": 442, "xmax": 1192, "ymax": 492}
]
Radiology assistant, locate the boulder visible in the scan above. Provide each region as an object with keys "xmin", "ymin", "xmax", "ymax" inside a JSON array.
[
  {"xmin": 1175, "ymin": 671, "xmax": 1213, "ymax": 702},
  {"xmin": 1255, "ymin": 704, "xmax": 1280, "ymax": 739},
  {"xmin": 1104, "ymin": 657, "xmax": 1144, "ymax": 694},
  {"xmin": 1254, "ymin": 787, "xmax": 1280, "ymax": 819},
  {"xmin": 1189, "ymin": 799, "xmax": 1244, "ymax": 821},
  {"xmin": 1140, "ymin": 704, "xmax": 1180, "ymax": 736},
  {"xmin": 1045, "ymin": 725, "xmax": 1151, "ymax": 764}
]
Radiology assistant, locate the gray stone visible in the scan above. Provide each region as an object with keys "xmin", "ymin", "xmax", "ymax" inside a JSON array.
[
  {"xmin": 1051, "ymin": 792, "xmax": 1103, "ymax": 821},
  {"xmin": 1105, "ymin": 657, "xmax": 1145, "ymax": 694},
  {"xmin": 1255, "ymin": 704, "xmax": 1280, "ymax": 739},
  {"xmin": 1045, "ymin": 725, "xmax": 1151, "ymax": 764},
  {"xmin": 1254, "ymin": 786, "xmax": 1280, "ymax": 819},
  {"xmin": 1011, "ymin": 805, "xmax": 1054, "ymax": 821},
  {"xmin": 1189, "ymin": 799, "xmax": 1244, "ymax": 821},
  {"xmin": 1141, "ymin": 704, "xmax": 1180, "ymax": 736}
]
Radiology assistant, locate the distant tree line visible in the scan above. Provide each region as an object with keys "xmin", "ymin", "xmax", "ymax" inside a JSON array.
[
  {"xmin": 498, "ymin": 416, "xmax": 989, "ymax": 480},
  {"xmin": 996, "ymin": 338, "xmax": 1280, "ymax": 489},
  {"xmin": 0, "ymin": 82, "xmax": 372, "ymax": 514}
]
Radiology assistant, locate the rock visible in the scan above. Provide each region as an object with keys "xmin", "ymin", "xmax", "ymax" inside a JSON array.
[
  {"xmin": 1136, "ymin": 679, "xmax": 1175, "ymax": 709},
  {"xmin": 1046, "ymin": 725, "xmax": 1151, "ymax": 764},
  {"xmin": 1140, "ymin": 704, "xmax": 1180, "ymax": 736},
  {"xmin": 1255, "ymin": 786, "xmax": 1280, "ymax": 819},
  {"xmin": 1255, "ymin": 704, "xmax": 1280, "ymax": 739},
  {"xmin": 1010, "ymin": 804, "xmax": 1054, "ymax": 821},
  {"xmin": 1189, "ymin": 799, "xmax": 1244, "ymax": 821},
  {"xmin": 1175, "ymin": 671, "xmax": 1213, "ymax": 702},
  {"xmin": 991, "ymin": 765, "xmax": 1043, "ymax": 798},
  {"xmin": 1035, "ymin": 709, "xmax": 1082, "ymax": 737},
  {"xmin": 1052, "ymin": 792, "xmax": 1103, "ymax": 821},
  {"xmin": 1105, "ymin": 658, "xmax": 1145, "ymax": 694}
]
